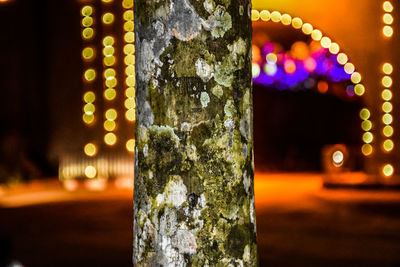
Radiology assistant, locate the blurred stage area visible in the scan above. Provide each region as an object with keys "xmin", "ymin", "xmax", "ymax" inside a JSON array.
[{"xmin": 1, "ymin": 173, "xmax": 400, "ymax": 266}]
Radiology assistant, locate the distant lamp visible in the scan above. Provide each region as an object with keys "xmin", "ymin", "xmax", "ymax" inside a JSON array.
[{"xmin": 322, "ymin": 144, "xmax": 350, "ymax": 173}]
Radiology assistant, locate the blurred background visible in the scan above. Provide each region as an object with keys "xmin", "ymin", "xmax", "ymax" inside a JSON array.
[{"xmin": 1, "ymin": 0, "xmax": 400, "ymax": 266}]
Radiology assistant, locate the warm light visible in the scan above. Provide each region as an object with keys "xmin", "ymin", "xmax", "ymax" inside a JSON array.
[
  {"xmin": 252, "ymin": 63, "xmax": 260, "ymax": 78},
  {"xmin": 270, "ymin": 11, "xmax": 282, "ymax": 23},
  {"xmin": 382, "ymin": 89, "xmax": 393, "ymax": 101},
  {"xmin": 104, "ymin": 120, "xmax": 116, "ymax": 131},
  {"xmin": 82, "ymin": 16, "xmax": 93, "ymax": 27},
  {"xmin": 383, "ymin": 139, "xmax": 394, "ymax": 152},
  {"xmin": 382, "ymin": 63, "xmax": 393, "ymax": 75},
  {"xmin": 359, "ymin": 108, "xmax": 370, "ymax": 120},
  {"xmin": 383, "ymin": 26, "xmax": 393, "ymax": 37},
  {"xmin": 102, "ymin": 0, "xmax": 114, "ymax": 3},
  {"xmin": 281, "ymin": 14, "xmax": 292, "ymax": 25},
  {"xmin": 260, "ymin": 10, "xmax": 271, "ymax": 21},
  {"xmin": 104, "ymin": 133, "xmax": 117, "ymax": 145},
  {"xmin": 82, "ymin": 28, "xmax": 94, "ymax": 39},
  {"xmin": 351, "ymin": 72, "xmax": 362, "ymax": 84},
  {"xmin": 83, "ymin": 91, "xmax": 95, "ymax": 103},
  {"xmin": 124, "ymin": 44, "xmax": 135, "ymax": 55},
  {"xmin": 81, "ymin": 6, "xmax": 93, "ymax": 17},
  {"xmin": 126, "ymin": 76, "xmax": 135, "ymax": 87},
  {"xmin": 122, "ymin": 0, "xmax": 133, "ymax": 8},
  {"xmin": 82, "ymin": 47, "xmax": 95, "ymax": 61},
  {"xmin": 104, "ymin": 56, "xmax": 116, "ymax": 66},
  {"xmin": 332, "ymin": 150, "xmax": 344, "ymax": 167},
  {"xmin": 354, "ymin": 84, "xmax": 365, "ymax": 96},
  {"xmin": 125, "ymin": 65, "xmax": 135, "ymax": 76},
  {"xmin": 83, "ymin": 114, "xmax": 95, "ymax": 124},
  {"xmin": 382, "ymin": 102, "xmax": 393, "ymax": 113},
  {"xmin": 84, "ymin": 143, "xmax": 97, "ymax": 157},
  {"xmin": 383, "ymin": 1, "xmax": 394, "ymax": 12},
  {"xmin": 383, "ymin": 125, "xmax": 394, "ymax": 137},
  {"xmin": 320, "ymin": 37, "xmax": 331, "ymax": 48},
  {"xmin": 103, "ymin": 36, "xmax": 115, "ymax": 46},
  {"xmin": 382, "ymin": 76, "xmax": 393, "ymax": 87},
  {"xmin": 311, "ymin": 30, "xmax": 322, "ymax": 41},
  {"xmin": 84, "ymin": 165, "xmax": 97, "ymax": 178},
  {"xmin": 264, "ymin": 63, "xmax": 277, "ymax": 76},
  {"xmin": 329, "ymin": 43, "xmax": 340, "ymax": 54},
  {"xmin": 105, "ymin": 109, "xmax": 117, "ymax": 121},
  {"xmin": 362, "ymin": 132, "xmax": 373, "ymax": 144},
  {"xmin": 361, "ymin": 120, "xmax": 372, "ymax": 131},
  {"xmin": 344, "ymin": 63, "xmax": 355, "ymax": 74},
  {"xmin": 284, "ymin": 59, "xmax": 296, "ymax": 74},
  {"xmin": 83, "ymin": 103, "xmax": 95, "ymax": 115},
  {"xmin": 63, "ymin": 179, "xmax": 79, "ymax": 192},
  {"xmin": 302, "ymin": 23, "xmax": 313, "ymax": 35},
  {"xmin": 102, "ymin": 12, "xmax": 115, "ymax": 24},
  {"xmin": 126, "ymin": 109, "xmax": 136, "ymax": 121},
  {"xmin": 125, "ymin": 54, "xmax": 135, "ymax": 65},
  {"xmin": 382, "ymin": 113, "xmax": 393, "ymax": 125},
  {"xmin": 251, "ymin": 10, "xmax": 260, "ymax": 21},
  {"xmin": 292, "ymin": 17, "xmax": 303, "ymax": 29},
  {"xmin": 103, "ymin": 46, "xmax": 115, "ymax": 56},
  {"xmin": 304, "ymin": 57, "xmax": 317, "ymax": 72},
  {"xmin": 317, "ymin": 81, "xmax": 328, "ymax": 94},
  {"xmin": 383, "ymin": 14, "xmax": 394, "ymax": 24},
  {"xmin": 266, "ymin": 53, "xmax": 278, "ymax": 63},
  {"xmin": 337, "ymin": 53, "xmax": 348, "ymax": 65},
  {"xmin": 84, "ymin": 69, "xmax": 96, "ymax": 82},
  {"xmin": 382, "ymin": 164, "xmax": 394, "ymax": 178},
  {"xmin": 124, "ymin": 21, "xmax": 134, "ymax": 32},
  {"xmin": 126, "ymin": 87, "xmax": 135, "ymax": 98},
  {"xmin": 105, "ymin": 77, "xmax": 117, "ymax": 87},
  {"xmin": 125, "ymin": 98, "xmax": 135, "ymax": 109},
  {"xmin": 123, "ymin": 10, "xmax": 134, "ymax": 21},
  {"xmin": 126, "ymin": 139, "xmax": 135, "ymax": 153},
  {"xmin": 361, "ymin": 144, "xmax": 373, "ymax": 156},
  {"xmin": 104, "ymin": 68, "xmax": 116, "ymax": 79},
  {"xmin": 104, "ymin": 88, "xmax": 116, "ymax": 101}
]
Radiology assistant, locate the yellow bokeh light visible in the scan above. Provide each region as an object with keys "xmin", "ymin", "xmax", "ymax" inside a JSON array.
[
  {"xmin": 85, "ymin": 165, "xmax": 97, "ymax": 178},
  {"xmin": 104, "ymin": 68, "xmax": 115, "ymax": 78},
  {"xmin": 104, "ymin": 133, "xmax": 117, "ymax": 146},
  {"xmin": 125, "ymin": 65, "xmax": 135, "ymax": 76},
  {"xmin": 83, "ymin": 103, "xmax": 95, "ymax": 115},
  {"xmin": 102, "ymin": 12, "xmax": 115, "ymax": 25},
  {"xmin": 83, "ymin": 114, "xmax": 95, "ymax": 125},
  {"xmin": 251, "ymin": 10, "xmax": 260, "ymax": 21},
  {"xmin": 383, "ymin": 125, "xmax": 394, "ymax": 137},
  {"xmin": 361, "ymin": 144, "xmax": 373, "ymax": 156},
  {"xmin": 354, "ymin": 84, "xmax": 365, "ymax": 96},
  {"xmin": 83, "ymin": 91, "xmax": 95, "ymax": 103},
  {"xmin": 311, "ymin": 30, "xmax": 322, "ymax": 41},
  {"xmin": 82, "ymin": 28, "xmax": 94, "ymax": 39},
  {"xmin": 383, "ymin": 139, "xmax": 394, "ymax": 152},
  {"xmin": 126, "ymin": 109, "xmax": 136, "ymax": 121},
  {"xmin": 105, "ymin": 77, "xmax": 117, "ymax": 88},
  {"xmin": 125, "ymin": 98, "xmax": 135, "ymax": 109},
  {"xmin": 102, "ymin": 0, "xmax": 114, "ymax": 3},
  {"xmin": 320, "ymin": 37, "xmax": 331, "ymax": 48},
  {"xmin": 382, "ymin": 102, "xmax": 393, "ymax": 113},
  {"xmin": 383, "ymin": 26, "xmax": 393, "ymax": 37},
  {"xmin": 105, "ymin": 109, "xmax": 117, "ymax": 121},
  {"xmin": 124, "ymin": 44, "xmax": 135, "ymax": 55},
  {"xmin": 82, "ymin": 16, "xmax": 93, "ymax": 27},
  {"xmin": 360, "ymin": 108, "xmax": 370, "ymax": 120},
  {"xmin": 82, "ymin": 47, "xmax": 95, "ymax": 61},
  {"xmin": 383, "ymin": 13, "xmax": 394, "ymax": 24},
  {"xmin": 126, "ymin": 76, "xmax": 136, "ymax": 87},
  {"xmin": 126, "ymin": 87, "xmax": 135, "ymax": 98},
  {"xmin": 383, "ymin": 1, "xmax": 394, "ymax": 12},
  {"xmin": 84, "ymin": 69, "xmax": 96, "ymax": 82},
  {"xmin": 103, "ymin": 46, "xmax": 115, "ymax": 57},
  {"xmin": 126, "ymin": 139, "xmax": 135, "ymax": 153},
  {"xmin": 260, "ymin": 10, "xmax": 271, "ymax": 21},
  {"xmin": 292, "ymin": 17, "xmax": 303, "ymax": 29},
  {"xmin": 382, "ymin": 164, "xmax": 394, "ymax": 178},
  {"xmin": 104, "ymin": 56, "xmax": 116, "ymax": 66},
  {"xmin": 382, "ymin": 76, "xmax": 393, "ymax": 88},
  {"xmin": 361, "ymin": 120, "xmax": 372, "ymax": 131},
  {"xmin": 84, "ymin": 143, "xmax": 97, "ymax": 157},
  {"xmin": 124, "ymin": 21, "xmax": 134, "ymax": 32},
  {"xmin": 382, "ymin": 113, "xmax": 393, "ymax": 125},
  {"xmin": 329, "ymin": 43, "xmax": 340, "ymax": 54},
  {"xmin": 382, "ymin": 89, "xmax": 393, "ymax": 101},
  {"xmin": 125, "ymin": 54, "xmax": 135, "ymax": 65},
  {"xmin": 104, "ymin": 88, "xmax": 117, "ymax": 101},
  {"xmin": 266, "ymin": 53, "xmax": 277, "ymax": 63},
  {"xmin": 124, "ymin": 32, "xmax": 135, "ymax": 43},
  {"xmin": 281, "ymin": 14, "xmax": 292, "ymax": 25},
  {"xmin": 123, "ymin": 10, "xmax": 134, "ymax": 21},
  {"xmin": 332, "ymin": 150, "xmax": 344, "ymax": 166},
  {"xmin": 122, "ymin": 0, "xmax": 133, "ymax": 9},
  {"xmin": 271, "ymin": 11, "xmax": 282, "ymax": 23},
  {"xmin": 337, "ymin": 53, "xmax": 348, "ymax": 65},
  {"xmin": 362, "ymin": 132, "xmax": 373, "ymax": 144},
  {"xmin": 382, "ymin": 63, "xmax": 393, "ymax": 75},
  {"xmin": 351, "ymin": 72, "xmax": 362, "ymax": 84},
  {"xmin": 344, "ymin": 63, "xmax": 355, "ymax": 74},
  {"xmin": 81, "ymin": 6, "xmax": 93, "ymax": 17},
  {"xmin": 302, "ymin": 23, "xmax": 313, "ymax": 35},
  {"xmin": 104, "ymin": 120, "xmax": 116, "ymax": 131},
  {"xmin": 103, "ymin": 36, "xmax": 115, "ymax": 46}
]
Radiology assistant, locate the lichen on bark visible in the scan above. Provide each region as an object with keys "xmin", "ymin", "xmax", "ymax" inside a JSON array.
[{"xmin": 134, "ymin": 0, "xmax": 258, "ymax": 265}]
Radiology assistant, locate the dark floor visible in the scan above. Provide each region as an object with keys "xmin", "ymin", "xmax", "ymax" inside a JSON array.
[{"xmin": 1, "ymin": 176, "xmax": 400, "ymax": 266}]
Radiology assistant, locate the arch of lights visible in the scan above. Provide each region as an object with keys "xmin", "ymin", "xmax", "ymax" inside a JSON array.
[{"xmin": 251, "ymin": 9, "xmax": 373, "ymax": 159}]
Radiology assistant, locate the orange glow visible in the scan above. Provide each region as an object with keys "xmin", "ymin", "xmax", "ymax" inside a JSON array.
[
  {"xmin": 304, "ymin": 57, "xmax": 317, "ymax": 72},
  {"xmin": 284, "ymin": 59, "xmax": 296, "ymax": 74},
  {"xmin": 252, "ymin": 45, "xmax": 261, "ymax": 63},
  {"xmin": 317, "ymin": 81, "xmax": 328, "ymax": 94}
]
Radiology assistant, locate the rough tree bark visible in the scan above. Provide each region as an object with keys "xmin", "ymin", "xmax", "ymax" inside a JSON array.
[{"xmin": 134, "ymin": 0, "xmax": 258, "ymax": 265}]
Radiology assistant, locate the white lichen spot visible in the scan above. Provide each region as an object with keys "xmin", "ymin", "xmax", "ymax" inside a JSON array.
[
  {"xmin": 243, "ymin": 244, "xmax": 251, "ymax": 263},
  {"xmin": 180, "ymin": 122, "xmax": 191, "ymax": 132},
  {"xmin": 224, "ymin": 118, "xmax": 235, "ymax": 130},
  {"xmin": 224, "ymin": 100, "xmax": 236, "ymax": 117},
  {"xmin": 172, "ymin": 229, "xmax": 197, "ymax": 255},
  {"xmin": 186, "ymin": 145, "xmax": 198, "ymax": 161},
  {"xmin": 156, "ymin": 193, "xmax": 165, "ymax": 206},
  {"xmin": 171, "ymin": 0, "xmax": 203, "ymax": 41},
  {"xmin": 195, "ymin": 58, "xmax": 213, "ymax": 82},
  {"xmin": 199, "ymin": 194, "xmax": 207, "ymax": 208},
  {"xmin": 200, "ymin": 92, "xmax": 210, "ymax": 108},
  {"xmin": 228, "ymin": 37, "xmax": 247, "ymax": 62},
  {"xmin": 164, "ymin": 176, "xmax": 187, "ymax": 208},
  {"xmin": 211, "ymin": 85, "xmax": 224, "ymax": 98},
  {"xmin": 239, "ymin": 5, "xmax": 244, "ymax": 16},
  {"xmin": 153, "ymin": 20, "xmax": 165, "ymax": 37},
  {"xmin": 250, "ymin": 195, "xmax": 256, "ymax": 225},
  {"xmin": 138, "ymin": 39, "xmax": 154, "ymax": 83},
  {"xmin": 240, "ymin": 108, "xmax": 251, "ymax": 140},
  {"xmin": 143, "ymin": 144, "xmax": 148, "ymax": 158},
  {"xmin": 243, "ymin": 170, "xmax": 250, "ymax": 195},
  {"xmin": 209, "ymin": 5, "xmax": 232, "ymax": 38},
  {"xmin": 204, "ymin": 0, "xmax": 215, "ymax": 13}
]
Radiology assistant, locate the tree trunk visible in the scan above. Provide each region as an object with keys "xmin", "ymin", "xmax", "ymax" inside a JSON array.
[{"xmin": 134, "ymin": 0, "xmax": 258, "ymax": 265}]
